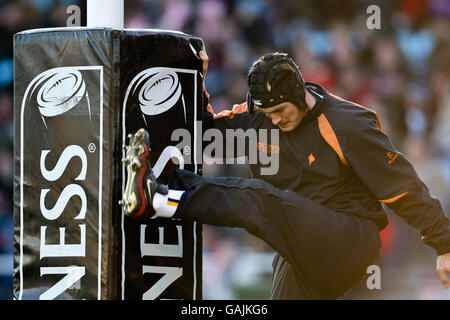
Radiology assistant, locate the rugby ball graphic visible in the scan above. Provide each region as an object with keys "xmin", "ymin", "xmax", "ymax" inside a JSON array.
[
  {"xmin": 36, "ymin": 70, "xmax": 86, "ymax": 117},
  {"xmin": 131, "ymin": 68, "xmax": 182, "ymax": 116}
]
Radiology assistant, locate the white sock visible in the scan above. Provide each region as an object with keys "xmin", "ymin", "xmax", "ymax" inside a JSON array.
[{"xmin": 152, "ymin": 189, "xmax": 185, "ymax": 218}]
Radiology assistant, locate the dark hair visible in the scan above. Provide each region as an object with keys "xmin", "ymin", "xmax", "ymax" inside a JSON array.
[{"xmin": 247, "ymin": 52, "xmax": 307, "ymax": 112}]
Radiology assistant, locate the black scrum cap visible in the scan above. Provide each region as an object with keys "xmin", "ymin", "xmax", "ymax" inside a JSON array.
[{"xmin": 247, "ymin": 52, "xmax": 307, "ymax": 113}]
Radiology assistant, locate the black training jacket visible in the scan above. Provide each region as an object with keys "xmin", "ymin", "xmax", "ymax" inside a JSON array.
[{"xmin": 203, "ymin": 81, "xmax": 450, "ymax": 255}]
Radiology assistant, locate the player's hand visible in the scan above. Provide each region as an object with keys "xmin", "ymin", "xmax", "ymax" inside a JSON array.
[
  {"xmin": 199, "ymin": 49, "xmax": 209, "ymax": 78},
  {"xmin": 437, "ymin": 253, "xmax": 450, "ymax": 288}
]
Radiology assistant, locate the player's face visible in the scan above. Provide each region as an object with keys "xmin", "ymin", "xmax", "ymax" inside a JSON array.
[{"xmin": 260, "ymin": 102, "xmax": 304, "ymax": 132}]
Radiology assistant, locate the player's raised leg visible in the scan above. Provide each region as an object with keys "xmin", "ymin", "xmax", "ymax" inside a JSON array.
[{"xmin": 120, "ymin": 128, "xmax": 173, "ymax": 219}]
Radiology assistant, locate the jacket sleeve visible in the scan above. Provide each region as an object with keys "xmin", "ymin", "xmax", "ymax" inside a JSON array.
[
  {"xmin": 202, "ymin": 89, "xmax": 259, "ymax": 160},
  {"xmin": 202, "ymin": 89, "xmax": 253, "ymax": 132},
  {"xmin": 342, "ymin": 110, "xmax": 450, "ymax": 255}
]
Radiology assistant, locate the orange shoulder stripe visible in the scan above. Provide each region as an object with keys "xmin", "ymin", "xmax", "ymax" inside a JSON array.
[
  {"xmin": 317, "ymin": 113, "xmax": 349, "ymax": 167},
  {"xmin": 208, "ymin": 102, "xmax": 249, "ymax": 120},
  {"xmin": 329, "ymin": 92, "xmax": 383, "ymax": 131},
  {"xmin": 379, "ymin": 192, "xmax": 408, "ymax": 204},
  {"xmin": 204, "ymin": 87, "xmax": 257, "ymax": 119}
]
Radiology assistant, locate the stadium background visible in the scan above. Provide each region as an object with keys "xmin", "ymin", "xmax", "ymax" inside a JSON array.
[{"xmin": 0, "ymin": 0, "xmax": 449, "ymax": 299}]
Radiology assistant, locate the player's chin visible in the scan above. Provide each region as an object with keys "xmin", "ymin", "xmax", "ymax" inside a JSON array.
[{"xmin": 278, "ymin": 122, "xmax": 295, "ymax": 132}]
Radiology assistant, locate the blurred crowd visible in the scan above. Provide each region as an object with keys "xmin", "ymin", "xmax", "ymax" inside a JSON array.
[{"xmin": 0, "ymin": 0, "xmax": 449, "ymax": 299}]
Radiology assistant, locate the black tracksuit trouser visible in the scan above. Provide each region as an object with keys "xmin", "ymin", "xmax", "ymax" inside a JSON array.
[{"xmin": 170, "ymin": 169, "xmax": 382, "ymax": 299}]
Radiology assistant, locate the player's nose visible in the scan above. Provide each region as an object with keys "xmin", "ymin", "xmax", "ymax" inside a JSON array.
[{"xmin": 271, "ymin": 115, "xmax": 282, "ymax": 126}]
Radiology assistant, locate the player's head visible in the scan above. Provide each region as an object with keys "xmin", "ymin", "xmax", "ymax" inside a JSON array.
[
  {"xmin": 247, "ymin": 52, "xmax": 308, "ymax": 131},
  {"xmin": 247, "ymin": 52, "xmax": 307, "ymax": 114}
]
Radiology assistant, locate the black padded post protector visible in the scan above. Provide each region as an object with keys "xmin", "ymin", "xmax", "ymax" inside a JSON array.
[{"xmin": 13, "ymin": 28, "xmax": 203, "ymax": 300}]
